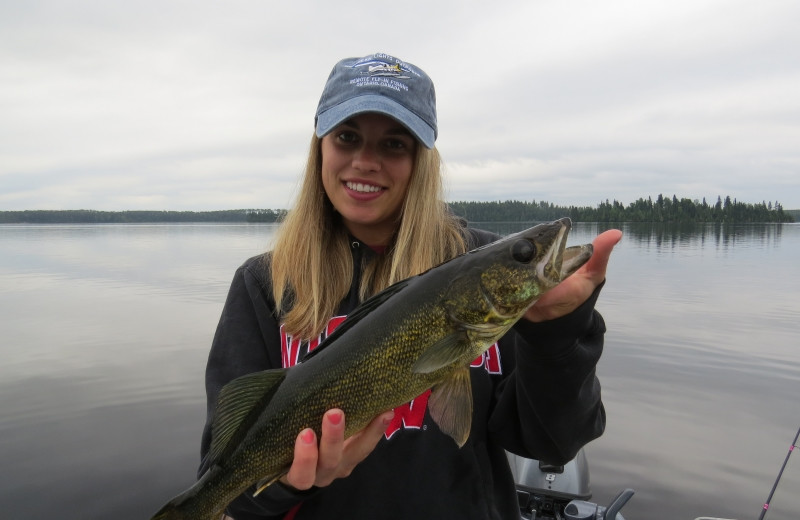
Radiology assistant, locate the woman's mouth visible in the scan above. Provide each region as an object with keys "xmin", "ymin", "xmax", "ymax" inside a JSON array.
[{"xmin": 345, "ymin": 181, "xmax": 383, "ymax": 193}]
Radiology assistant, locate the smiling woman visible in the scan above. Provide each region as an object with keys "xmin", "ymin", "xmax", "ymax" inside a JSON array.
[{"xmin": 183, "ymin": 52, "xmax": 619, "ymax": 520}]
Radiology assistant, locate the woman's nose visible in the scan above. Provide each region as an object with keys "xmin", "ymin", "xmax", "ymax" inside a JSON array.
[{"xmin": 352, "ymin": 144, "xmax": 381, "ymax": 172}]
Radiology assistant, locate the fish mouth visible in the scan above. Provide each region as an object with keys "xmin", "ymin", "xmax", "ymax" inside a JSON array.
[
  {"xmin": 470, "ymin": 218, "xmax": 594, "ymax": 323},
  {"xmin": 561, "ymin": 243, "xmax": 593, "ymax": 278},
  {"xmin": 538, "ymin": 218, "xmax": 592, "ymax": 285}
]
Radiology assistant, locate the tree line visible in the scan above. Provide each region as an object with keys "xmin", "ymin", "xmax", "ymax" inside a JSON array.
[
  {"xmin": 0, "ymin": 209, "xmax": 287, "ymax": 224},
  {"xmin": 0, "ymin": 196, "xmax": 794, "ymax": 224},
  {"xmin": 449, "ymin": 195, "xmax": 794, "ymax": 223}
]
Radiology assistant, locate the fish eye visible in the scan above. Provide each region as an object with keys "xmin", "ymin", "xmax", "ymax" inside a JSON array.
[{"xmin": 511, "ymin": 240, "xmax": 536, "ymax": 263}]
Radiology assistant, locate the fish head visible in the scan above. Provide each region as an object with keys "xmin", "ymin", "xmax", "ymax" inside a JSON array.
[{"xmin": 446, "ymin": 218, "xmax": 593, "ymax": 331}]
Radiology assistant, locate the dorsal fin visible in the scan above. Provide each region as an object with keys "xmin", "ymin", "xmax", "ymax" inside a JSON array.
[{"xmin": 207, "ymin": 369, "xmax": 286, "ymax": 468}]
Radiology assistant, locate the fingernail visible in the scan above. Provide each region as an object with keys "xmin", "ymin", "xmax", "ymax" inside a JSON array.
[
  {"xmin": 328, "ymin": 411, "xmax": 343, "ymax": 426},
  {"xmin": 300, "ymin": 429, "xmax": 315, "ymax": 444},
  {"xmin": 383, "ymin": 411, "xmax": 395, "ymax": 425}
]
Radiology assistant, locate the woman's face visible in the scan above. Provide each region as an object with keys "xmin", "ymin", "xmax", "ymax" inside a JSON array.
[{"xmin": 320, "ymin": 112, "xmax": 418, "ymax": 246}]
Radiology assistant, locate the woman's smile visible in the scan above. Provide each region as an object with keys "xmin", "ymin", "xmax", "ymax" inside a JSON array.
[{"xmin": 345, "ymin": 180, "xmax": 385, "ymax": 197}]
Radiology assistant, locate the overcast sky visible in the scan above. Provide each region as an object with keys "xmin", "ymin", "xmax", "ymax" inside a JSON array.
[{"xmin": 2, "ymin": 0, "xmax": 799, "ymax": 211}]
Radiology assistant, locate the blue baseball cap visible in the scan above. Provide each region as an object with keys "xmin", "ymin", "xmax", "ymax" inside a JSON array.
[{"xmin": 315, "ymin": 53, "xmax": 437, "ymax": 148}]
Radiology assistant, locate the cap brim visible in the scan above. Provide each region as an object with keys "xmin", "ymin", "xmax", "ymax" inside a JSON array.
[{"xmin": 315, "ymin": 95, "xmax": 435, "ymax": 149}]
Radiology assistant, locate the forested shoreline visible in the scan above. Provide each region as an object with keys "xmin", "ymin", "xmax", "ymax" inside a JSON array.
[
  {"xmin": 0, "ymin": 195, "xmax": 795, "ymax": 223},
  {"xmin": 449, "ymin": 195, "xmax": 795, "ymax": 223},
  {"xmin": 0, "ymin": 209, "xmax": 288, "ymax": 224}
]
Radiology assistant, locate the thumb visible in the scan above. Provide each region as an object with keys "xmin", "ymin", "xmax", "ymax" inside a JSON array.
[{"xmin": 582, "ymin": 229, "xmax": 622, "ymax": 281}]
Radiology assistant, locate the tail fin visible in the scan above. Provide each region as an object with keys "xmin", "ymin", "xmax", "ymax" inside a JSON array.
[
  {"xmin": 149, "ymin": 467, "xmax": 222, "ymax": 520},
  {"xmin": 149, "ymin": 500, "xmax": 185, "ymax": 520},
  {"xmin": 149, "ymin": 486, "xmax": 198, "ymax": 520},
  {"xmin": 149, "ymin": 495, "xmax": 222, "ymax": 520}
]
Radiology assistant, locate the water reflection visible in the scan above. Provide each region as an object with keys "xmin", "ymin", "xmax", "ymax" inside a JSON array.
[
  {"xmin": 620, "ymin": 222, "xmax": 785, "ymax": 252},
  {"xmin": 473, "ymin": 220, "xmax": 788, "ymax": 251}
]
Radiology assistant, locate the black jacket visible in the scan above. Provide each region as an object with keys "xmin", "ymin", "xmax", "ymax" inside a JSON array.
[{"xmin": 200, "ymin": 227, "xmax": 606, "ymax": 520}]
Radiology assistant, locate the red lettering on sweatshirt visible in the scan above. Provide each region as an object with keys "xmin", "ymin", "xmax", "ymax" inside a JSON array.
[
  {"xmin": 325, "ymin": 315, "xmax": 347, "ymax": 340},
  {"xmin": 280, "ymin": 330, "xmax": 302, "ymax": 368},
  {"xmin": 280, "ymin": 315, "xmax": 347, "ymax": 368},
  {"xmin": 384, "ymin": 389, "xmax": 431, "ymax": 440},
  {"xmin": 470, "ymin": 343, "xmax": 502, "ymax": 374}
]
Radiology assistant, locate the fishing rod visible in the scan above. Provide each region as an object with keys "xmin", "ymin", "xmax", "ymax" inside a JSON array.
[{"xmin": 757, "ymin": 424, "xmax": 800, "ymax": 520}]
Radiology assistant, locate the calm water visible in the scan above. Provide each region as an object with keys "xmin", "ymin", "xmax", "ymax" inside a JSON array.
[{"xmin": 1, "ymin": 222, "xmax": 798, "ymax": 520}]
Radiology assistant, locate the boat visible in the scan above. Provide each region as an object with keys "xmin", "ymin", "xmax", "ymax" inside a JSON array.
[{"xmin": 508, "ymin": 449, "xmax": 634, "ymax": 519}]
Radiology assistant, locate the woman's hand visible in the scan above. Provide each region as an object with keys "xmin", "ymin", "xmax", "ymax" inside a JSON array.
[
  {"xmin": 524, "ymin": 229, "xmax": 622, "ymax": 323},
  {"xmin": 280, "ymin": 409, "xmax": 395, "ymax": 490}
]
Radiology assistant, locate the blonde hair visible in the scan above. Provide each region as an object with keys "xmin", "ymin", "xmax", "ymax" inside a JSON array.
[{"xmin": 270, "ymin": 134, "xmax": 466, "ymax": 338}]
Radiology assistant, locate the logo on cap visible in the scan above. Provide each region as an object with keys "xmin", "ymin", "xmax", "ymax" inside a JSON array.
[{"xmin": 347, "ymin": 59, "xmax": 417, "ymax": 93}]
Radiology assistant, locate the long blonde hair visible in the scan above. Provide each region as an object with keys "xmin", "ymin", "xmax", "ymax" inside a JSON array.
[{"xmin": 270, "ymin": 134, "xmax": 466, "ymax": 338}]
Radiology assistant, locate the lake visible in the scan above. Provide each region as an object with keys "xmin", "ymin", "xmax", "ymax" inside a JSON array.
[{"xmin": 1, "ymin": 222, "xmax": 798, "ymax": 520}]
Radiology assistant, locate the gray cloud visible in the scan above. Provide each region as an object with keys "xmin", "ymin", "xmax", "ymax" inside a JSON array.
[{"xmin": 2, "ymin": 0, "xmax": 799, "ymax": 210}]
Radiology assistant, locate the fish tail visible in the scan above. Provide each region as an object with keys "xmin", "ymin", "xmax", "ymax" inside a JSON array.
[
  {"xmin": 149, "ymin": 482, "xmax": 202, "ymax": 520},
  {"xmin": 149, "ymin": 467, "xmax": 223, "ymax": 520},
  {"xmin": 149, "ymin": 499, "xmax": 186, "ymax": 520},
  {"xmin": 149, "ymin": 496, "xmax": 219, "ymax": 520}
]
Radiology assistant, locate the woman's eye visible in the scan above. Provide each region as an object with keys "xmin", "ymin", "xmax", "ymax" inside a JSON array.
[
  {"xmin": 336, "ymin": 131, "xmax": 359, "ymax": 144},
  {"xmin": 384, "ymin": 137, "xmax": 416, "ymax": 154}
]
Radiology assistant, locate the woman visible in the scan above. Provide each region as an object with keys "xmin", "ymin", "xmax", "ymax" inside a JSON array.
[{"xmin": 200, "ymin": 53, "xmax": 622, "ymax": 520}]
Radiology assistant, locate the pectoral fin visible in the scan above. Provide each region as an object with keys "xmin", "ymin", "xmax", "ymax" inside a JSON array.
[
  {"xmin": 411, "ymin": 332, "xmax": 471, "ymax": 374},
  {"xmin": 427, "ymin": 367, "xmax": 473, "ymax": 447},
  {"xmin": 207, "ymin": 369, "xmax": 287, "ymax": 468}
]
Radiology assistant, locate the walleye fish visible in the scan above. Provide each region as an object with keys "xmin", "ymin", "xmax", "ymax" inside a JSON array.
[{"xmin": 150, "ymin": 217, "xmax": 592, "ymax": 520}]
